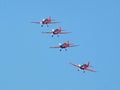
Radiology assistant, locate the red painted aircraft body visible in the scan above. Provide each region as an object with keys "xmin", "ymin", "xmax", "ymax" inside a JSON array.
[
  {"xmin": 50, "ymin": 41, "xmax": 78, "ymax": 51},
  {"xmin": 31, "ymin": 16, "xmax": 59, "ymax": 27},
  {"xmin": 70, "ymin": 62, "xmax": 96, "ymax": 72},
  {"xmin": 42, "ymin": 27, "xmax": 70, "ymax": 37}
]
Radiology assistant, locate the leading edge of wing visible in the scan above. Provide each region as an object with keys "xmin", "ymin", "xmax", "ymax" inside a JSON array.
[
  {"xmin": 31, "ymin": 22, "xmax": 42, "ymax": 24},
  {"xmin": 69, "ymin": 62, "xmax": 80, "ymax": 68},
  {"xmin": 59, "ymin": 32, "xmax": 71, "ymax": 34},
  {"xmin": 85, "ymin": 68, "xmax": 96, "ymax": 72},
  {"xmin": 50, "ymin": 46, "xmax": 60, "ymax": 48},
  {"xmin": 69, "ymin": 44, "xmax": 79, "ymax": 47},
  {"xmin": 42, "ymin": 31, "xmax": 53, "ymax": 34},
  {"xmin": 49, "ymin": 22, "xmax": 60, "ymax": 24}
]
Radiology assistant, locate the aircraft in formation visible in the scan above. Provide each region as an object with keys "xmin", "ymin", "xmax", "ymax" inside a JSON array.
[
  {"xmin": 50, "ymin": 41, "xmax": 78, "ymax": 51},
  {"xmin": 31, "ymin": 16, "xmax": 59, "ymax": 27},
  {"xmin": 32, "ymin": 16, "xmax": 96, "ymax": 73},
  {"xmin": 70, "ymin": 62, "xmax": 96, "ymax": 73},
  {"xmin": 42, "ymin": 27, "xmax": 70, "ymax": 37}
]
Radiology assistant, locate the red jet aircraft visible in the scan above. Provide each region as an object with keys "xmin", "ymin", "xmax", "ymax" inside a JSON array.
[
  {"xmin": 31, "ymin": 16, "xmax": 59, "ymax": 27},
  {"xmin": 50, "ymin": 41, "xmax": 78, "ymax": 51},
  {"xmin": 42, "ymin": 27, "xmax": 70, "ymax": 37},
  {"xmin": 70, "ymin": 61, "xmax": 96, "ymax": 73}
]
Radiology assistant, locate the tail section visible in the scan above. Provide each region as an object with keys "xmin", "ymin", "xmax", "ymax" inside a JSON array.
[
  {"xmin": 67, "ymin": 41, "xmax": 70, "ymax": 44},
  {"xmin": 60, "ymin": 27, "xmax": 62, "ymax": 31},
  {"xmin": 87, "ymin": 61, "xmax": 90, "ymax": 66},
  {"xmin": 48, "ymin": 16, "xmax": 51, "ymax": 20}
]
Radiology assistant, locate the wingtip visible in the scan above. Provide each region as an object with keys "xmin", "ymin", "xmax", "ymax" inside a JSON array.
[
  {"xmin": 49, "ymin": 46, "xmax": 53, "ymax": 48},
  {"xmin": 41, "ymin": 31, "xmax": 45, "ymax": 33}
]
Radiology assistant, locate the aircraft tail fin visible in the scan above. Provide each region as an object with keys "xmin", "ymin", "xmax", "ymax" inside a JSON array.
[
  {"xmin": 48, "ymin": 16, "xmax": 51, "ymax": 20},
  {"xmin": 60, "ymin": 26, "xmax": 62, "ymax": 30},
  {"xmin": 87, "ymin": 61, "xmax": 90, "ymax": 66},
  {"xmin": 67, "ymin": 41, "xmax": 70, "ymax": 44}
]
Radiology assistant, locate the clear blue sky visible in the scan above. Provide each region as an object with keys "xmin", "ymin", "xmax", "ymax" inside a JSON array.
[{"xmin": 0, "ymin": 0, "xmax": 120, "ymax": 90}]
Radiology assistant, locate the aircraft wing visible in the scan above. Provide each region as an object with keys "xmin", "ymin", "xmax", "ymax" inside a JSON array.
[
  {"xmin": 50, "ymin": 46, "xmax": 60, "ymax": 48},
  {"xmin": 69, "ymin": 44, "xmax": 79, "ymax": 47},
  {"xmin": 42, "ymin": 31, "xmax": 53, "ymax": 34},
  {"xmin": 49, "ymin": 22, "xmax": 60, "ymax": 24},
  {"xmin": 31, "ymin": 22, "xmax": 42, "ymax": 24},
  {"xmin": 84, "ymin": 68, "xmax": 96, "ymax": 72},
  {"xmin": 70, "ymin": 62, "xmax": 80, "ymax": 68},
  {"xmin": 59, "ymin": 32, "xmax": 70, "ymax": 34}
]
